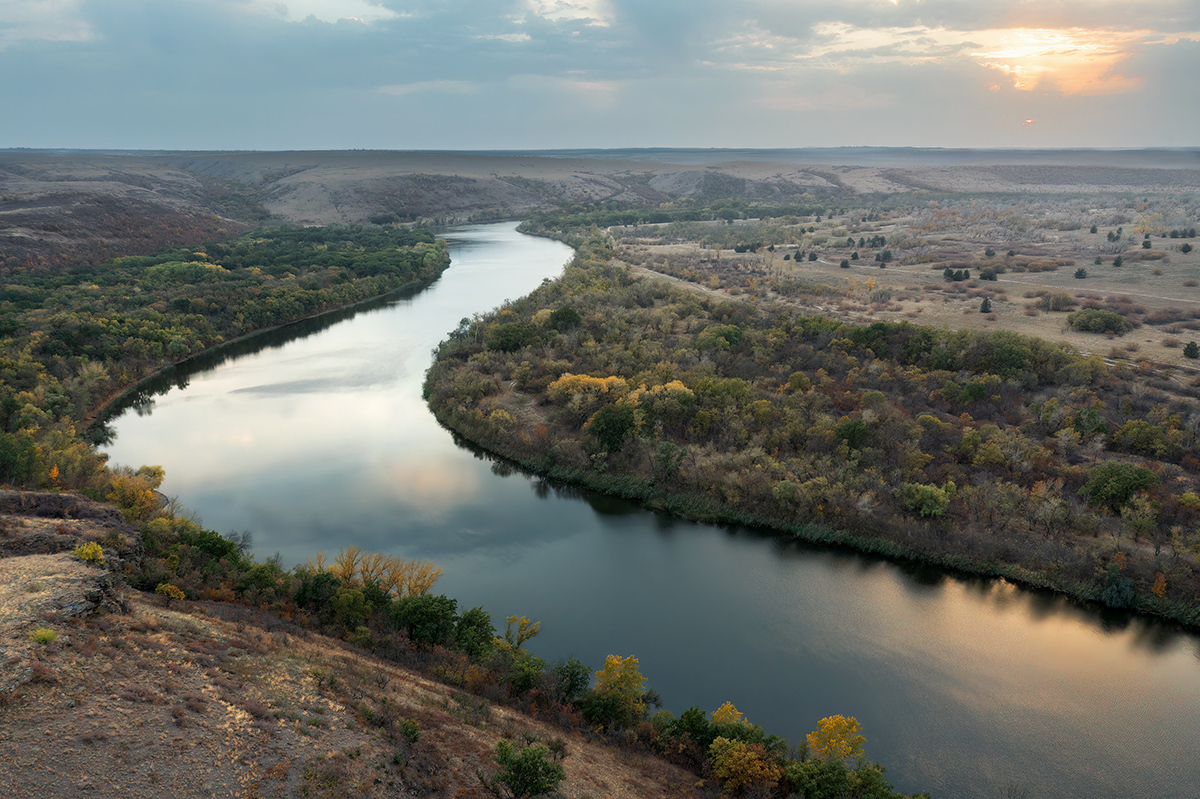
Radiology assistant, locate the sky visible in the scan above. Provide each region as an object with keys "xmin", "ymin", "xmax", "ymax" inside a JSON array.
[{"xmin": 1, "ymin": 0, "xmax": 1198, "ymax": 150}]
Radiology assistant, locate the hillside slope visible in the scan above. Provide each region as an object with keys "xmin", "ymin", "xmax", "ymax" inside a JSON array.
[{"xmin": 0, "ymin": 494, "xmax": 696, "ymax": 799}]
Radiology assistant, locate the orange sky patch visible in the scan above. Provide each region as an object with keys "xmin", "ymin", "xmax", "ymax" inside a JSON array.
[
  {"xmin": 781, "ymin": 23, "xmax": 1199, "ymax": 98},
  {"xmin": 971, "ymin": 28, "xmax": 1142, "ymax": 96}
]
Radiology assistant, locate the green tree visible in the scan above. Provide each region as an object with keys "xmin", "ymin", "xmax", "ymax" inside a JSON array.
[
  {"xmin": 486, "ymin": 322, "xmax": 537, "ymax": 352},
  {"xmin": 900, "ymin": 482, "xmax": 954, "ymax": 518},
  {"xmin": 480, "ymin": 739, "xmax": 565, "ymax": 799},
  {"xmin": 1083, "ymin": 462, "xmax": 1160, "ymax": 513},
  {"xmin": 1184, "ymin": 341, "xmax": 1199, "ymax": 359},
  {"xmin": 390, "ymin": 594, "xmax": 458, "ymax": 647},
  {"xmin": 549, "ymin": 306, "xmax": 582, "ymax": 331},
  {"xmin": 980, "ymin": 297, "xmax": 993, "ymax": 313},
  {"xmin": 455, "ymin": 606, "xmax": 496, "ymax": 660},
  {"xmin": 585, "ymin": 403, "xmax": 637, "ymax": 451},
  {"xmin": 551, "ymin": 657, "xmax": 592, "ymax": 704}
]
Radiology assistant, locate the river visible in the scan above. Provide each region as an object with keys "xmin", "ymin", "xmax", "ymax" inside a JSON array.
[{"xmin": 103, "ymin": 222, "xmax": 1200, "ymax": 798}]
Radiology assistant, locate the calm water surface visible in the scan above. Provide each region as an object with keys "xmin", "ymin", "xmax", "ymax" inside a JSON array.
[{"xmin": 104, "ymin": 222, "xmax": 1200, "ymax": 798}]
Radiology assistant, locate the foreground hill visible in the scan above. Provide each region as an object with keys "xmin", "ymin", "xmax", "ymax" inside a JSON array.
[{"xmin": 0, "ymin": 494, "xmax": 695, "ymax": 799}]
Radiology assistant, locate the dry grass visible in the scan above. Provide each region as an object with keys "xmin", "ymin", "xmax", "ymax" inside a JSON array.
[
  {"xmin": 0, "ymin": 573, "xmax": 699, "ymax": 799},
  {"xmin": 616, "ymin": 204, "xmax": 1200, "ymax": 378}
]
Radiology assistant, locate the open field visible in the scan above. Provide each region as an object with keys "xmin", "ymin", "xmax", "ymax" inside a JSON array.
[{"xmin": 608, "ymin": 199, "xmax": 1200, "ymax": 376}]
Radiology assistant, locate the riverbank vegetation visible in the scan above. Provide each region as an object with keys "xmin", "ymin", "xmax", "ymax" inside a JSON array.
[
  {"xmin": 0, "ymin": 224, "xmax": 449, "ymax": 491},
  {"xmin": 54, "ymin": 482, "xmax": 925, "ymax": 799},
  {"xmin": 426, "ymin": 233, "xmax": 1200, "ymax": 625}
]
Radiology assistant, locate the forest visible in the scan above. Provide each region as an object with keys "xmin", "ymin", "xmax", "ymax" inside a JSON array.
[
  {"xmin": 0, "ymin": 224, "xmax": 449, "ymax": 491},
  {"xmin": 426, "ymin": 227, "xmax": 1200, "ymax": 627}
]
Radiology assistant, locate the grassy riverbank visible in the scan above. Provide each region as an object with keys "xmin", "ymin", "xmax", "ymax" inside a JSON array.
[{"xmin": 425, "ymin": 234, "xmax": 1200, "ymax": 628}]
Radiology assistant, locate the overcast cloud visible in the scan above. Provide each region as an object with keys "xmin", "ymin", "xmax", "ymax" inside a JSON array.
[{"xmin": 0, "ymin": 0, "xmax": 1196, "ymax": 149}]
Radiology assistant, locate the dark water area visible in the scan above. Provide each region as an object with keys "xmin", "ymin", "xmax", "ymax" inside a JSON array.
[{"xmin": 103, "ymin": 222, "xmax": 1200, "ymax": 799}]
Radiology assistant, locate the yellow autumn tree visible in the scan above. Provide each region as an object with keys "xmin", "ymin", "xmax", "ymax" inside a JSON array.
[
  {"xmin": 502, "ymin": 615, "xmax": 541, "ymax": 649},
  {"xmin": 711, "ymin": 701, "xmax": 749, "ymax": 726},
  {"xmin": 594, "ymin": 654, "xmax": 647, "ymax": 723},
  {"xmin": 106, "ymin": 465, "xmax": 166, "ymax": 523},
  {"xmin": 307, "ymin": 547, "xmax": 441, "ymax": 598},
  {"xmin": 806, "ymin": 715, "xmax": 866, "ymax": 762},
  {"xmin": 546, "ymin": 373, "xmax": 628, "ymax": 404}
]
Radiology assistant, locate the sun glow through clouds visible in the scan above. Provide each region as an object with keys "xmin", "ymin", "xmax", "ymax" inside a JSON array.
[{"xmin": 971, "ymin": 28, "xmax": 1142, "ymax": 95}]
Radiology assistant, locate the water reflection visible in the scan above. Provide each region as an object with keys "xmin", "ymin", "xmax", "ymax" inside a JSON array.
[{"xmin": 99, "ymin": 222, "xmax": 1200, "ymax": 799}]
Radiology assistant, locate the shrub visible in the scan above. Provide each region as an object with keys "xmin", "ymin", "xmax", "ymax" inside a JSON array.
[
  {"xmin": 1067, "ymin": 309, "xmax": 1131, "ymax": 335},
  {"xmin": 548, "ymin": 306, "xmax": 581, "ymax": 331},
  {"xmin": 73, "ymin": 541, "xmax": 104, "ymax": 564},
  {"xmin": 1074, "ymin": 267, "xmax": 1088, "ymax": 279},
  {"xmin": 709, "ymin": 737, "xmax": 783, "ymax": 794},
  {"xmin": 28, "ymin": 627, "xmax": 57, "ymax": 644},
  {"xmin": 479, "ymin": 739, "xmax": 565, "ymax": 799},
  {"xmin": 900, "ymin": 482, "xmax": 954, "ymax": 518},
  {"xmin": 156, "ymin": 583, "xmax": 186, "ymax": 604},
  {"xmin": 486, "ymin": 322, "xmax": 537, "ymax": 352}
]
